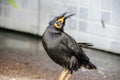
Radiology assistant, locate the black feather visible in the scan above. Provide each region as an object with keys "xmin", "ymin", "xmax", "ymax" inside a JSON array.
[{"xmin": 42, "ymin": 13, "xmax": 97, "ymax": 74}]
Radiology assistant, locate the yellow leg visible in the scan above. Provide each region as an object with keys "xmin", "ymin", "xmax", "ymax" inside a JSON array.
[
  {"xmin": 59, "ymin": 69, "xmax": 69, "ymax": 80},
  {"xmin": 64, "ymin": 73, "xmax": 72, "ymax": 80}
]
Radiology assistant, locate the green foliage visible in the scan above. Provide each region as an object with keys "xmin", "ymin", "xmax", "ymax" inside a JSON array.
[{"xmin": 9, "ymin": 0, "xmax": 19, "ymax": 9}]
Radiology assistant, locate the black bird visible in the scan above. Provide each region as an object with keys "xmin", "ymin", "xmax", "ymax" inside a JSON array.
[{"xmin": 42, "ymin": 12, "xmax": 97, "ymax": 80}]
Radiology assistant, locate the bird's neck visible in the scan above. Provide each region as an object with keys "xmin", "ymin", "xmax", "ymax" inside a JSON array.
[{"xmin": 48, "ymin": 25, "xmax": 64, "ymax": 32}]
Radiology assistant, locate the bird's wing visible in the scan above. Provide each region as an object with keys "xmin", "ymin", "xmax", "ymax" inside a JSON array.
[{"xmin": 62, "ymin": 33, "xmax": 89, "ymax": 61}]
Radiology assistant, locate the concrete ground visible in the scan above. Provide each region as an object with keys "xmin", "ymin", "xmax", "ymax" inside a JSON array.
[{"xmin": 0, "ymin": 29, "xmax": 120, "ymax": 80}]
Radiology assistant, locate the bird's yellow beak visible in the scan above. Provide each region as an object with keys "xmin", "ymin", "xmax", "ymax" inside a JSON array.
[{"xmin": 54, "ymin": 17, "xmax": 65, "ymax": 29}]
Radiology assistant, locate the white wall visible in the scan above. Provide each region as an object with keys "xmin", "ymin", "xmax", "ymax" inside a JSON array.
[
  {"xmin": 0, "ymin": 0, "xmax": 38, "ymax": 34},
  {"xmin": 0, "ymin": 0, "xmax": 120, "ymax": 54}
]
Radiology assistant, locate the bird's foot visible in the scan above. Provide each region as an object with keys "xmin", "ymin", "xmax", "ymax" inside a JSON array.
[
  {"xmin": 59, "ymin": 69, "xmax": 69, "ymax": 80},
  {"xmin": 64, "ymin": 73, "xmax": 72, "ymax": 80}
]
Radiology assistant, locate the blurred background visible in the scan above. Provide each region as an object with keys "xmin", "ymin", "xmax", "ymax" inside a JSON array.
[
  {"xmin": 0, "ymin": 0, "xmax": 120, "ymax": 80},
  {"xmin": 0, "ymin": 0, "xmax": 120, "ymax": 54}
]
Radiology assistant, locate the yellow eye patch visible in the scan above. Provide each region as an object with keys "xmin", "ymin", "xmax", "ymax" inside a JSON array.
[
  {"xmin": 54, "ymin": 17, "xmax": 65, "ymax": 29},
  {"xmin": 54, "ymin": 23, "xmax": 61, "ymax": 29},
  {"xmin": 58, "ymin": 17, "xmax": 64, "ymax": 23}
]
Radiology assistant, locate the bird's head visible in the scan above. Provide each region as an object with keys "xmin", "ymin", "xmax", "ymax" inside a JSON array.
[{"xmin": 49, "ymin": 12, "xmax": 75, "ymax": 31}]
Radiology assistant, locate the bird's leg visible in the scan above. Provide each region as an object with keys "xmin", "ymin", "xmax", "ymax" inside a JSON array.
[
  {"xmin": 59, "ymin": 69, "xmax": 69, "ymax": 80},
  {"xmin": 64, "ymin": 71, "xmax": 72, "ymax": 80}
]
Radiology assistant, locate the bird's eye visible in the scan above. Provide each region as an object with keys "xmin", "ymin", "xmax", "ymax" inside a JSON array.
[
  {"xmin": 56, "ymin": 21, "xmax": 63, "ymax": 26},
  {"xmin": 54, "ymin": 21, "xmax": 63, "ymax": 29}
]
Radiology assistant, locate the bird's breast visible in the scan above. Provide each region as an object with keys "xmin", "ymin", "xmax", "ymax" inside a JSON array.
[{"xmin": 43, "ymin": 32, "xmax": 62, "ymax": 49}]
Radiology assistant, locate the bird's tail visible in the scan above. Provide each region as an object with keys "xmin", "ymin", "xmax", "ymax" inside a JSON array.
[{"xmin": 84, "ymin": 62, "xmax": 97, "ymax": 69}]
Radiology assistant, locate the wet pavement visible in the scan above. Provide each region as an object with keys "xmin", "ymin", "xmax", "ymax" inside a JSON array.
[{"xmin": 0, "ymin": 29, "xmax": 120, "ymax": 80}]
